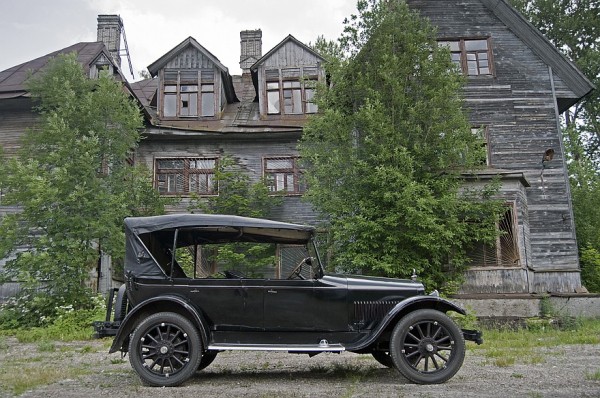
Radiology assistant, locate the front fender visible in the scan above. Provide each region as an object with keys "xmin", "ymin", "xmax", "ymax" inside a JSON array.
[
  {"xmin": 346, "ymin": 295, "xmax": 466, "ymax": 351},
  {"xmin": 108, "ymin": 295, "xmax": 210, "ymax": 354}
]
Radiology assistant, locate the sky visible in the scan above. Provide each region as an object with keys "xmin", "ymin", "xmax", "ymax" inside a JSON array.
[{"xmin": 0, "ymin": 0, "xmax": 358, "ymax": 81}]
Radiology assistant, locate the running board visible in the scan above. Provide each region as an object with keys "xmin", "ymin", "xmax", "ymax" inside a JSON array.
[{"xmin": 208, "ymin": 341, "xmax": 346, "ymax": 352}]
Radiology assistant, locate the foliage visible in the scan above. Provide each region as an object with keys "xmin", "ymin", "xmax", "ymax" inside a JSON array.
[
  {"xmin": 0, "ymin": 294, "xmax": 106, "ymax": 341},
  {"xmin": 579, "ymin": 246, "xmax": 600, "ymax": 292},
  {"xmin": 0, "ymin": 53, "xmax": 166, "ymax": 325},
  {"xmin": 191, "ymin": 155, "xmax": 282, "ymax": 218},
  {"xmin": 188, "ymin": 155, "xmax": 282, "ymax": 275},
  {"xmin": 299, "ymin": 0, "xmax": 503, "ymax": 291}
]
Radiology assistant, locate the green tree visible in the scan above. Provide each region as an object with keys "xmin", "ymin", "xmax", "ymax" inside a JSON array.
[
  {"xmin": 509, "ymin": 0, "xmax": 600, "ymax": 291},
  {"xmin": 187, "ymin": 156, "xmax": 283, "ymax": 275},
  {"xmin": 0, "ymin": 54, "xmax": 166, "ymax": 325},
  {"xmin": 300, "ymin": 0, "xmax": 503, "ymax": 291}
]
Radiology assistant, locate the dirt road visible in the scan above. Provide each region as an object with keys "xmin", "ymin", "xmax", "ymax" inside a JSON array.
[{"xmin": 2, "ymin": 337, "xmax": 599, "ymax": 397}]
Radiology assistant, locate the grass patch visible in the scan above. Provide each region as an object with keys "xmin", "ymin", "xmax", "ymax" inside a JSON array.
[
  {"xmin": 473, "ymin": 318, "xmax": 600, "ymax": 368},
  {"xmin": 586, "ymin": 369, "xmax": 600, "ymax": 381},
  {"xmin": 0, "ymin": 359, "xmax": 92, "ymax": 395}
]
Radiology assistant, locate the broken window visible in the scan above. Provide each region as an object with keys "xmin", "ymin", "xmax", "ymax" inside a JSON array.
[
  {"xmin": 161, "ymin": 69, "xmax": 215, "ymax": 118},
  {"xmin": 265, "ymin": 67, "xmax": 320, "ymax": 115},
  {"xmin": 264, "ymin": 156, "xmax": 305, "ymax": 194},
  {"xmin": 155, "ymin": 157, "xmax": 217, "ymax": 195},
  {"xmin": 471, "ymin": 126, "xmax": 491, "ymax": 166},
  {"xmin": 467, "ymin": 203, "xmax": 521, "ymax": 267},
  {"xmin": 438, "ymin": 38, "xmax": 493, "ymax": 76}
]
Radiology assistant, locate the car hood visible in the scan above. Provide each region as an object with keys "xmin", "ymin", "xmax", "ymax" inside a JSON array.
[{"xmin": 322, "ymin": 274, "xmax": 425, "ymax": 296}]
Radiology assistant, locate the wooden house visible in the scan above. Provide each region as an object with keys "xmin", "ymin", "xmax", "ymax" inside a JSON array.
[{"xmin": 0, "ymin": 0, "xmax": 595, "ymax": 296}]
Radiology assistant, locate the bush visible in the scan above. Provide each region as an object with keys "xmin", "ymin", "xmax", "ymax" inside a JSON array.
[
  {"xmin": 580, "ymin": 246, "xmax": 600, "ymax": 293},
  {"xmin": 0, "ymin": 295, "xmax": 106, "ymax": 341}
]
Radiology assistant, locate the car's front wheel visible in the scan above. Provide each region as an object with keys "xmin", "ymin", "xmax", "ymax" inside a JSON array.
[
  {"xmin": 129, "ymin": 312, "xmax": 202, "ymax": 386},
  {"xmin": 389, "ymin": 309, "xmax": 465, "ymax": 384}
]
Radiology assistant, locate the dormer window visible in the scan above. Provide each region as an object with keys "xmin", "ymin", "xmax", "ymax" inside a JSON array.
[
  {"xmin": 161, "ymin": 69, "xmax": 215, "ymax": 118},
  {"xmin": 265, "ymin": 67, "xmax": 319, "ymax": 115}
]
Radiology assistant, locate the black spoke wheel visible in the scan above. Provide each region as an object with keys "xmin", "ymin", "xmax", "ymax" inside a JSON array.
[
  {"xmin": 129, "ymin": 312, "xmax": 202, "ymax": 387},
  {"xmin": 389, "ymin": 309, "xmax": 465, "ymax": 384}
]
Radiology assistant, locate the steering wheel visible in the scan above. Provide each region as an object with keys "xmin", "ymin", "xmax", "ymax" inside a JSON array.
[{"xmin": 287, "ymin": 257, "xmax": 312, "ymax": 280}]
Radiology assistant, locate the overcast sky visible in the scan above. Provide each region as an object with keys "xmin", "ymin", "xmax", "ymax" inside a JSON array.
[{"xmin": 0, "ymin": 0, "xmax": 358, "ymax": 81}]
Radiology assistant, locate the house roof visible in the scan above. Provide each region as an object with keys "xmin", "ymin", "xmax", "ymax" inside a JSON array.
[
  {"xmin": 250, "ymin": 34, "xmax": 325, "ymax": 71},
  {"xmin": 480, "ymin": 0, "xmax": 595, "ymax": 110},
  {"xmin": 0, "ymin": 42, "xmax": 125, "ymax": 99},
  {"xmin": 146, "ymin": 36, "xmax": 238, "ymax": 105},
  {"xmin": 147, "ymin": 36, "xmax": 229, "ymax": 77}
]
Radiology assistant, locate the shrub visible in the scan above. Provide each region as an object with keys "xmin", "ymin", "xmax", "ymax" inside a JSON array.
[{"xmin": 580, "ymin": 246, "xmax": 600, "ymax": 293}]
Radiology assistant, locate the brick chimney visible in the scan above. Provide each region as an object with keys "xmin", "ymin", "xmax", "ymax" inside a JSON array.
[
  {"xmin": 97, "ymin": 15, "xmax": 123, "ymax": 67},
  {"xmin": 240, "ymin": 29, "xmax": 262, "ymax": 74}
]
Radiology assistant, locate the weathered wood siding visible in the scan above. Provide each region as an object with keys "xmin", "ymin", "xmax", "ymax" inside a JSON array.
[
  {"xmin": 409, "ymin": 0, "xmax": 580, "ymax": 292},
  {"xmin": 136, "ymin": 130, "xmax": 319, "ymax": 224},
  {"xmin": 0, "ymin": 99, "xmax": 39, "ymax": 157}
]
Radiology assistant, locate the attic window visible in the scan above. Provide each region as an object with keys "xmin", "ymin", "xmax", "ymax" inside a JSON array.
[
  {"xmin": 161, "ymin": 69, "xmax": 215, "ymax": 118},
  {"xmin": 438, "ymin": 38, "xmax": 494, "ymax": 76},
  {"xmin": 265, "ymin": 67, "xmax": 319, "ymax": 115}
]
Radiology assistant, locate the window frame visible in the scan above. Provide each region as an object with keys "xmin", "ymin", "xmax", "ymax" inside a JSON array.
[
  {"xmin": 468, "ymin": 202, "xmax": 521, "ymax": 269},
  {"xmin": 263, "ymin": 156, "xmax": 305, "ymax": 195},
  {"xmin": 264, "ymin": 67, "xmax": 319, "ymax": 116},
  {"xmin": 154, "ymin": 157, "xmax": 218, "ymax": 196},
  {"xmin": 438, "ymin": 37, "xmax": 495, "ymax": 77},
  {"xmin": 160, "ymin": 69, "xmax": 216, "ymax": 119},
  {"xmin": 471, "ymin": 125, "xmax": 491, "ymax": 166}
]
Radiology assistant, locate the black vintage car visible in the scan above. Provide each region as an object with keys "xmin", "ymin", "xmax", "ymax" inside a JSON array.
[{"xmin": 95, "ymin": 214, "xmax": 482, "ymax": 387}]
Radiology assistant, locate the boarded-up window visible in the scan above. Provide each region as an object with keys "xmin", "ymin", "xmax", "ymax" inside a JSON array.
[
  {"xmin": 155, "ymin": 157, "xmax": 217, "ymax": 195},
  {"xmin": 264, "ymin": 156, "xmax": 305, "ymax": 194},
  {"xmin": 438, "ymin": 38, "xmax": 493, "ymax": 76}
]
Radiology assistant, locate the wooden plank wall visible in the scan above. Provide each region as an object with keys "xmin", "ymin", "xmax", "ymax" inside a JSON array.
[{"xmin": 409, "ymin": 0, "xmax": 580, "ymax": 292}]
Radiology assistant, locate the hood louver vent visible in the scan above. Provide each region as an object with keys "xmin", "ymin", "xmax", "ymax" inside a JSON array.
[{"xmin": 353, "ymin": 301, "xmax": 400, "ymax": 323}]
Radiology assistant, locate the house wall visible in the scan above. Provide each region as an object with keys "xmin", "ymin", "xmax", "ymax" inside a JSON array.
[
  {"xmin": 136, "ymin": 129, "xmax": 319, "ymax": 224},
  {"xmin": 408, "ymin": 0, "xmax": 581, "ymax": 292}
]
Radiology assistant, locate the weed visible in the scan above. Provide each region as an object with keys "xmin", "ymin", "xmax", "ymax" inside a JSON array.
[
  {"xmin": 511, "ymin": 373, "xmax": 524, "ymax": 378},
  {"xmin": 0, "ymin": 336, "xmax": 8, "ymax": 351},
  {"xmin": 37, "ymin": 341, "xmax": 56, "ymax": 352},
  {"xmin": 586, "ymin": 369, "xmax": 600, "ymax": 381},
  {"xmin": 78, "ymin": 345, "xmax": 95, "ymax": 354},
  {"xmin": 110, "ymin": 358, "xmax": 126, "ymax": 365}
]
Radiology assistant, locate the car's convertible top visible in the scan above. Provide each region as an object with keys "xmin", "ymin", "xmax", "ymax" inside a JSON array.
[{"xmin": 124, "ymin": 214, "xmax": 316, "ymax": 278}]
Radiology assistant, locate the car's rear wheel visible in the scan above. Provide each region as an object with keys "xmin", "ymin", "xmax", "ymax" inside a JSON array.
[
  {"xmin": 129, "ymin": 312, "xmax": 202, "ymax": 386},
  {"xmin": 389, "ymin": 309, "xmax": 465, "ymax": 384}
]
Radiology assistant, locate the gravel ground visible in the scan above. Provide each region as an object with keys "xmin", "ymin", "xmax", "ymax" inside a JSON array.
[{"xmin": 1, "ymin": 337, "xmax": 599, "ymax": 398}]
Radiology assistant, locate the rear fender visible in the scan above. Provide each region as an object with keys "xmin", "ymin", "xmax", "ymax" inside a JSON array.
[
  {"xmin": 108, "ymin": 295, "xmax": 210, "ymax": 354},
  {"xmin": 347, "ymin": 295, "xmax": 467, "ymax": 351}
]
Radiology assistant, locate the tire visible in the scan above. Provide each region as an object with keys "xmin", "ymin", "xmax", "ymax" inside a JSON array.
[
  {"xmin": 389, "ymin": 309, "xmax": 465, "ymax": 384},
  {"xmin": 113, "ymin": 285, "xmax": 128, "ymax": 322},
  {"xmin": 197, "ymin": 350, "xmax": 218, "ymax": 371},
  {"xmin": 372, "ymin": 350, "xmax": 394, "ymax": 368},
  {"xmin": 129, "ymin": 312, "xmax": 202, "ymax": 387}
]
